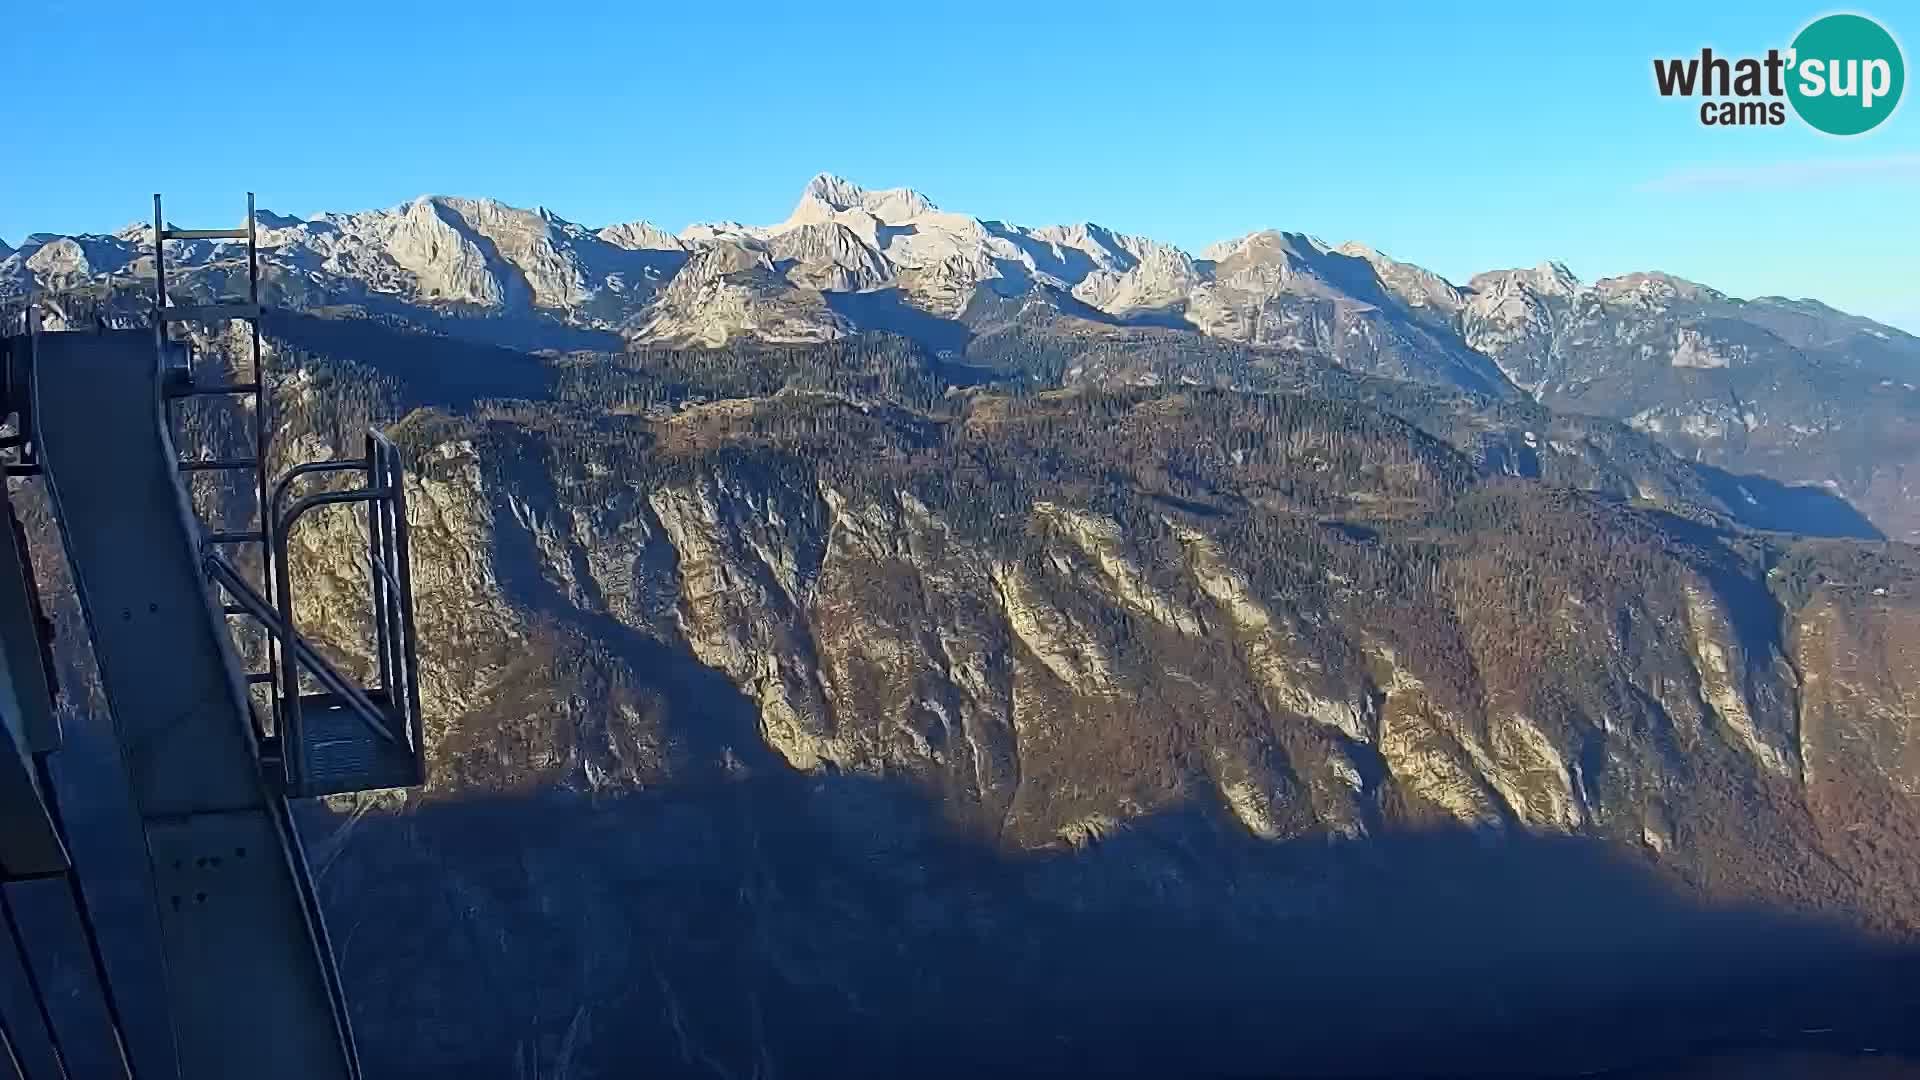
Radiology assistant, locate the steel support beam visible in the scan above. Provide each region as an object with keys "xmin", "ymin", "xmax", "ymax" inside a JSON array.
[{"xmin": 30, "ymin": 331, "xmax": 358, "ymax": 1079}]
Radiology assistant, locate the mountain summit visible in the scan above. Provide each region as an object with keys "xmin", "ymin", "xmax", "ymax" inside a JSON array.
[{"xmin": 788, "ymin": 171, "xmax": 940, "ymax": 225}]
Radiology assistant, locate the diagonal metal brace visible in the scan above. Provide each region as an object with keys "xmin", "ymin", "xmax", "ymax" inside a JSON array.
[{"xmin": 202, "ymin": 553, "xmax": 401, "ymax": 747}]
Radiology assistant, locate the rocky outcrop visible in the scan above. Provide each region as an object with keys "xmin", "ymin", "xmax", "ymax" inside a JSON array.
[
  {"xmin": 628, "ymin": 242, "xmax": 848, "ymax": 345},
  {"xmin": 1184, "ymin": 231, "xmax": 1513, "ymax": 394},
  {"xmin": 764, "ymin": 222, "xmax": 893, "ymax": 292},
  {"xmin": 249, "ymin": 355, "xmax": 1916, "ymax": 927},
  {"xmin": 595, "ymin": 220, "xmax": 686, "ymax": 252},
  {"xmin": 1335, "ymin": 242, "xmax": 1466, "ymax": 322}
]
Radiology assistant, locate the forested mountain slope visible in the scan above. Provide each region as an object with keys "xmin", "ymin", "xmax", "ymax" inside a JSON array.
[{"xmin": 7, "ymin": 272, "xmax": 1918, "ymax": 1076}]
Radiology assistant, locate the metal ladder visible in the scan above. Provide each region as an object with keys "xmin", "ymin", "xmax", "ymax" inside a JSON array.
[
  {"xmin": 153, "ymin": 195, "xmax": 425, "ymax": 798},
  {"xmin": 151, "ymin": 193, "xmax": 281, "ymax": 731}
]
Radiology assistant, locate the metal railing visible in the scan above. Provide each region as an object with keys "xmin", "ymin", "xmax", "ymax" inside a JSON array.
[{"xmin": 205, "ymin": 430, "xmax": 424, "ymax": 797}]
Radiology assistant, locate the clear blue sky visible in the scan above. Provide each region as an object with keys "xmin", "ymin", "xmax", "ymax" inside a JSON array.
[{"xmin": 8, "ymin": 1, "xmax": 1917, "ymax": 329}]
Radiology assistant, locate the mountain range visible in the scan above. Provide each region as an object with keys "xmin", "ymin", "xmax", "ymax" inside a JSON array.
[
  {"xmin": 9, "ymin": 176, "xmax": 1920, "ymax": 1076},
  {"xmin": 9, "ymin": 172, "xmax": 1919, "ymax": 540}
]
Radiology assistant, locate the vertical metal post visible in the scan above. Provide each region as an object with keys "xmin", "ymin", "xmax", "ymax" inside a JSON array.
[
  {"xmin": 273, "ymin": 513, "xmax": 304, "ymax": 794},
  {"xmin": 366, "ymin": 439, "xmax": 393, "ymax": 703},
  {"xmin": 150, "ymin": 195, "xmax": 167, "ymax": 318},
  {"xmin": 247, "ymin": 192, "xmax": 280, "ymax": 739},
  {"xmin": 153, "ymin": 194, "xmax": 174, "ymax": 452},
  {"xmin": 389, "ymin": 443, "xmax": 424, "ymax": 777}
]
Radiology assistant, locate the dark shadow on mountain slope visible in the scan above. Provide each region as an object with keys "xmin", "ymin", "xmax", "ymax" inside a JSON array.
[
  {"xmin": 826, "ymin": 289, "xmax": 972, "ymax": 354},
  {"xmin": 414, "ymin": 311, "xmax": 625, "ymax": 355},
  {"xmin": 956, "ymin": 282, "xmax": 1120, "ymax": 336},
  {"xmin": 1300, "ymin": 244, "xmax": 1403, "ymax": 310},
  {"xmin": 1113, "ymin": 304, "xmax": 1195, "ymax": 330},
  {"xmin": 1690, "ymin": 462, "xmax": 1883, "ymax": 540},
  {"xmin": 309, "ymin": 767, "xmax": 1920, "ymax": 1080},
  {"xmin": 1633, "ymin": 506, "xmax": 1808, "ymax": 678},
  {"xmin": 929, "ymin": 353, "xmax": 1011, "ymax": 390},
  {"xmin": 274, "ymin": 301, "xmax": 623, "ymax": 358},
  {"xmin": 480, "ymin": 478, "xmax": 782, "ymax": 777},
  {"xmin": 267, "ymin": 310, "xmax": 558, "ymax": 410}
]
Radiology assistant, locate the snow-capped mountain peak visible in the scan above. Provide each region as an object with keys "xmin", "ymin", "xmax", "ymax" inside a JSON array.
[
  {"xmin": 788, "ymin": 172, "xmax": 939, "ymax": 228},
  {"xmin": 9, "ymin": 174, "xmax": 1910, "ymax": 415}
]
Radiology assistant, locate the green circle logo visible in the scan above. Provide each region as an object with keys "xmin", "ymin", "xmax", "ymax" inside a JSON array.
[{"xmin": 1787, "ymin": 13, "xmax": 1905, "ymax": 135}]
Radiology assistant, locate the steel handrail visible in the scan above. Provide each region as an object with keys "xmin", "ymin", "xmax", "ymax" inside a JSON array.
[
  {"xmin": 269, "ymin": 459, "xmax": 368, "ymax": 525},
  {"xmin": 265, "ymin": 429, "xmax": 423, "ymax": 794}
]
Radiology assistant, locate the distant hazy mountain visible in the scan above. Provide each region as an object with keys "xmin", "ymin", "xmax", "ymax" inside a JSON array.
[{"xmin": 1453, "ymin": 265, "xmax": 1920, "ymax": 539}]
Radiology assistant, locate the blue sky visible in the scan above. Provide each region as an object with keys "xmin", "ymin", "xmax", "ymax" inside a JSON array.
[{"xmin": 8, "ymin": 1, "xmax": 1917, "ymax": 329}]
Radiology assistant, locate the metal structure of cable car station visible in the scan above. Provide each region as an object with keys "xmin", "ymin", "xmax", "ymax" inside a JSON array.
[{"xmin": 0, "ymin": 195, "xmax": 428, "ymax": 1079}]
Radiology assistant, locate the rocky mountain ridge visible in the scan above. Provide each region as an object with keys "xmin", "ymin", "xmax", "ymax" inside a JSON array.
[
  {"xmin": 7, "ymin": 175, "xmax": 1907, "ymax": 373},
  {"xmin": 10, "ymin": 172, "xmax": 1916, "ymax": 540}
]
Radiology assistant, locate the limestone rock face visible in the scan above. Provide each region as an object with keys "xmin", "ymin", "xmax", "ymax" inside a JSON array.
[{"xmin": 239, "ymin": 336, "xmax": 1919, "ymax": 933}]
